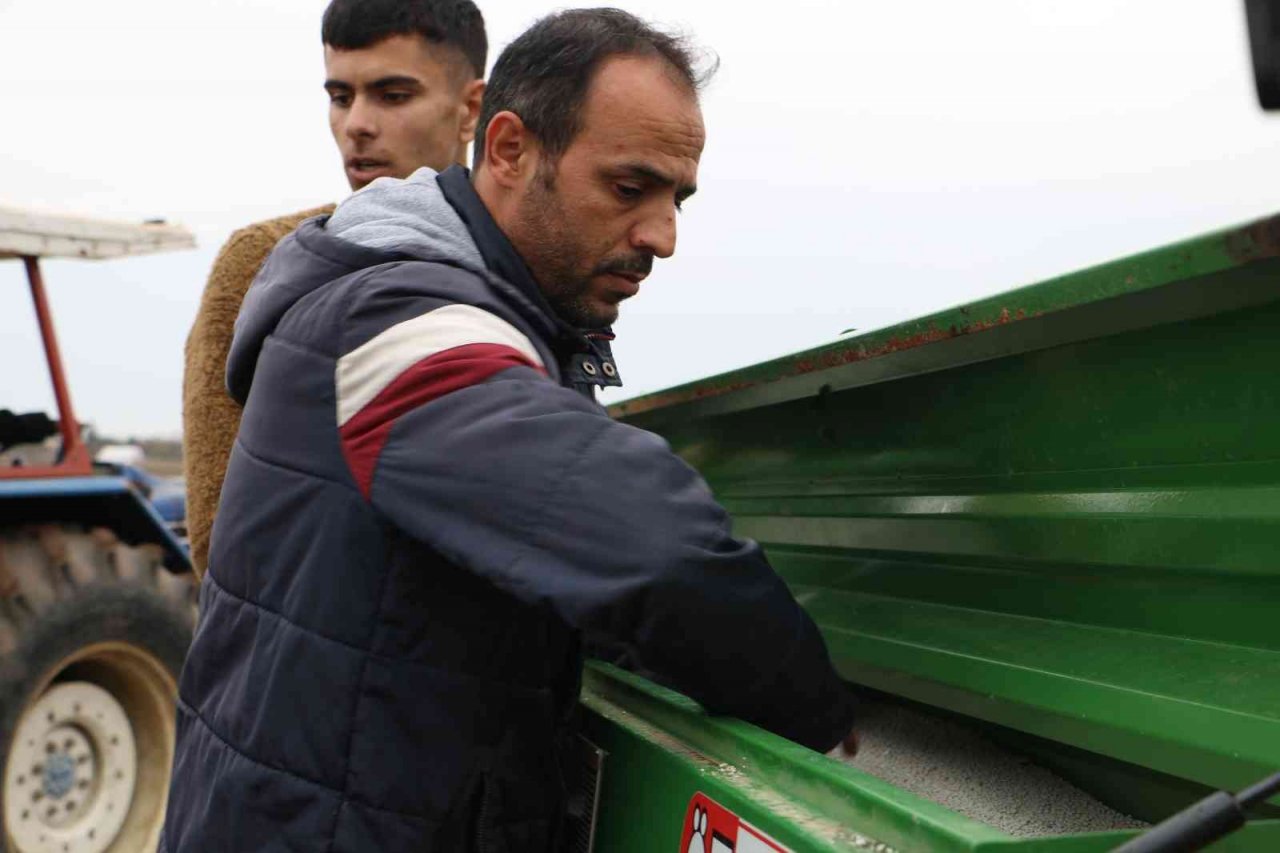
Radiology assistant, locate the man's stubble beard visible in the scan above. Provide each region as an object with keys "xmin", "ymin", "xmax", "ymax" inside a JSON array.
[{"xmin": 511, "ymin": 170, "xmax": 611, "ymax": 329}]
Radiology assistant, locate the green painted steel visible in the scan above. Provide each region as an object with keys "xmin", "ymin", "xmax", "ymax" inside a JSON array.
[
  {"xmin": 581, "ymin": 665, "xmax": 1279, "ymax": 851},
  {"xmin": 595, "ymin": 214, "xmax": 1280, "ymax": 848},
  {"xmin": 612, "ymin": 215, "xmax": 1280, "ymax": 424},
  {"xmin": 581, "ymin": 663, "xmax": 1009, "ymax": 853}
]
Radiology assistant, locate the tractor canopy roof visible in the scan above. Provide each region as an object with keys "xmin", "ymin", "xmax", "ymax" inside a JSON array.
[{"xmin": 0, "ymin": 206, "xmax": 195, "ymax": 260}]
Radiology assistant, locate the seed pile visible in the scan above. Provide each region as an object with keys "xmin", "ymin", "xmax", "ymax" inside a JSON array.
[{"xmin": 833, "ymin": 700, "xmax": 1148, "ymax": 837}]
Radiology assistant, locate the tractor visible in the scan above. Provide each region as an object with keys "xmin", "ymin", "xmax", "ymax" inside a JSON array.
[{"xmin": 0, "ymin": 207, "xmax": 197, "ymax": 853}]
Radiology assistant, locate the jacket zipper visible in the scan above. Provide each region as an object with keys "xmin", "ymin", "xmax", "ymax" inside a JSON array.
[{"xmin": 476, "ymin": 774, "xmax": 495, "ymax": 853}]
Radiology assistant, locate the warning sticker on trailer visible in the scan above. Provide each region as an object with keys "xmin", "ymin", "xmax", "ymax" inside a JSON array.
[{"xmin": 679, "ymin": 792, "xmax": 791, "ymax": 853}]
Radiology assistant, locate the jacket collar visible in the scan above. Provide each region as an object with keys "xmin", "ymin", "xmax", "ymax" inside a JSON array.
[
  {"xmin": 436, "ymin": 166, "xmax": 555, "ymax": 319},
  {"xmin": 435, "ymin": 165, "xmax": 623, "ymax": 392}
]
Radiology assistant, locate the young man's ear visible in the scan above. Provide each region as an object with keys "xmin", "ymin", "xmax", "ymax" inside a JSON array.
[
  {"xmin": 479, "ymin": 111, "xmax": 533, "ymax": 188},
  {"xmin": 457, "ymin": 78, "xmax": 486, "ymax": 162}
]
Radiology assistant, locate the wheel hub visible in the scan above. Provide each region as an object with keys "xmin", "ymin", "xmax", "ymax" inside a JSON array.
[
  {"xmin": 5, "ymin": 682, "xmax": 137, "ymax": 853},
  {"xmin": 42, "ymin": 751, "xmax": 77, "ymax": 801}
]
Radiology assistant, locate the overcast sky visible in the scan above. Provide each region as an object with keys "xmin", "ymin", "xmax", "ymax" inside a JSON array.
[{"xmin": 1, "ymin": 0, "xmax": 1276, "ymax": 438}]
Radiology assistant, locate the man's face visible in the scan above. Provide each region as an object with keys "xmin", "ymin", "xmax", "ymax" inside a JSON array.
[
  {"xmin": 325, "ymin": 34, "xmax": 480, "ymax": 190},
  {"xmin": 509, "ymin": 56, "xmax": 705, "ymax": 328}
]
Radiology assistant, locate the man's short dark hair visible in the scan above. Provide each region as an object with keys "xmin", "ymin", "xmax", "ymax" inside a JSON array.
[
  {"xmin": 322, "ymin": 0, "xmax": 487, "ymax": 80},
  {"xmin": 475, "ymin": 8, "xmax": 715, "ymax": 168}
]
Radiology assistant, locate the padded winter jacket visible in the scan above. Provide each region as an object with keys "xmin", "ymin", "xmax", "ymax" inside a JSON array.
[{"xmin": 161, "ymin": 166, "xmax": 856, "ymax": 852}]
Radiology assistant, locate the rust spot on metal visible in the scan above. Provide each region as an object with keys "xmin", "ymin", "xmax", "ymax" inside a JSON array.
[
  {"xmin": 615, "ymin": 305, "xmax": 1037, "ymax": 418},
  {"xmin": 1224, "ymin": 214, "xmax": 1280, "ymax": 262}
]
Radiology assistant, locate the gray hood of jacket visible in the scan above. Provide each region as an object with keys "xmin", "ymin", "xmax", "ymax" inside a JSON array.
[
  {"xmin": 326, "ymin": 166, "xmax": 486, "ymax": 272},
  {"xmin": 230, "ymin": 168, "xmax": 487, "ymax": 405}
]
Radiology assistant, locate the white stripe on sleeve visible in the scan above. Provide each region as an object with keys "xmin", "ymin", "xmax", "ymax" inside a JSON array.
[{"xmin": 335, "ymin": 304, "xmax": 545, "ymax": 427}]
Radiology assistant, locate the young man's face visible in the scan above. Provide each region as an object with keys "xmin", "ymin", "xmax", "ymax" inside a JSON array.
[
  {"xmin": 510, "ymin": 55, "xmax": 705, "ymax": 328},
  {"xmin": 325, "ymin": 33, "xmax": 482, "ymax": 190}
]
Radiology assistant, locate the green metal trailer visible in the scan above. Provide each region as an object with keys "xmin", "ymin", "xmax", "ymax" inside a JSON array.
[{"xmin": 576, "ymin": 213, "xmax": 1280, "ymax": 852}]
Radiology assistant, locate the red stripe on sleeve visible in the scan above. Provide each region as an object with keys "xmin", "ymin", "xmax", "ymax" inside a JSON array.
[{"xmin": 339, "ymin": 343, "xmax": 545, "ymax": 498}]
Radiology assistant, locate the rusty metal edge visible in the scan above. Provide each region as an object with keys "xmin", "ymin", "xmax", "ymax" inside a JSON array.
[{"xmin": 610, "ymin": 213, "xmax": 1280, "ymax": 421}]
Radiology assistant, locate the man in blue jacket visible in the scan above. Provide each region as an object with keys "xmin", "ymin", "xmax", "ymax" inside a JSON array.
[{"xmin": 164, "ymin": 8, "xmax": 857, "ymax": 852}]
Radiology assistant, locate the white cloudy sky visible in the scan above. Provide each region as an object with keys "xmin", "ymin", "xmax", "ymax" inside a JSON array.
[{"xmin": 1, "ymin": 1, "xmax": 1276, "ymax": 437}]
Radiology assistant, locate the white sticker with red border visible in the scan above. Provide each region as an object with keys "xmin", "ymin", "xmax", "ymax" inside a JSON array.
[{"xmin": 679, "ymin": 792, "xmax": 791, "ymax": 853}]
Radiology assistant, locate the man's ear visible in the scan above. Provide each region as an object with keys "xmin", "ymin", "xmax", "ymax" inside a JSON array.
[
  {"xmin": 480, "ymin": 111, "xmax": 532, "ymax": 189},
  {"xmin": 457, "ymin": 79, "xmax": 485, "ymax": 149}
]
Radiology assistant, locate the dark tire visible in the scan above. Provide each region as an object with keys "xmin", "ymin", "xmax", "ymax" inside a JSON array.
[{"xmin": 0, "ymin": 525, "xmax": 196, "ymax": 853}]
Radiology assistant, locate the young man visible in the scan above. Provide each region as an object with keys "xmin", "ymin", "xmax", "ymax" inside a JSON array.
[
  {"xmin": 163, "ymin": 9, "xmax": 857, "ymax": 852},
  {"xmin": 182, "ymin": 0, "xmax": 485, "ymax": 578}
]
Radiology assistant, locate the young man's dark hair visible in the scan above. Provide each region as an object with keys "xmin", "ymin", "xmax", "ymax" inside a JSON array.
[
  {"xmin": 322, "ymin": 0, "xmax": 488, "ymax": 79},
  {"xmin": 475, "ymin": 7, "xmax": 715, "ymax": 167},
  {"xmin": 180, "ymin": 0, "xmax": 488, "ymax": 583}
]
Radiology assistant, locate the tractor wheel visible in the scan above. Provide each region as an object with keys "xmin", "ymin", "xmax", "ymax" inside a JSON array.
[{"xmin": 0, "ymin": 525, "xmax": 195, "ymax": 853}]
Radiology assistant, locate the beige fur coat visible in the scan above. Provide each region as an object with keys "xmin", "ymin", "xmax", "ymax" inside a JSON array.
[{"xmin": 182, "ymin": 205, "xmax": 334, "ymax": 579}]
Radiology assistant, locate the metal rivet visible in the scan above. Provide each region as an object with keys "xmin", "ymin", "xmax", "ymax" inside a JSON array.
[
  {"xmin": 601, "ymin": 362, "xmax": 617, "ymax": 378},
  {"xmin": 581, "ymin": 362, "xmax": 598, "ymax": 376}
]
